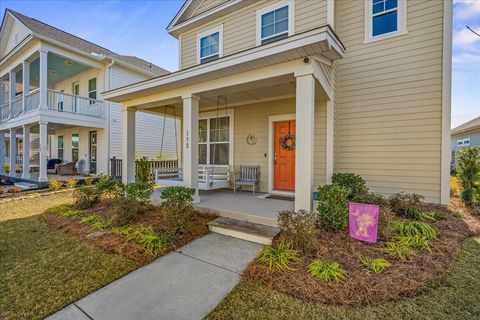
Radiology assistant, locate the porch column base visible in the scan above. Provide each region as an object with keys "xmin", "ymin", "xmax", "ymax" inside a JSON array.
[
  {"xmin": 38, "ymin": 121, "xmax": 48, "ymax": 182},
  {"xmin": 122, "ymin": 108, "xmax": 136, "ymax": 184},
  {"xmin": 294, "ymin": 73, "xmax": 315, "ymax": 211},
  {"xmin": 9, "ymin": 128, "xmax": 17, "ymax": 177},
  {"xmin": 182, "ymin": 94, "xmax": 200, "ymax": 203},
  {"xmin": 22, "ymin": 126, "xmax": 30, "ymax": 179}
]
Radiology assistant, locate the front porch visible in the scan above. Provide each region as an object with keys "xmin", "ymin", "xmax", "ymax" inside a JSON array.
[{"xmin": 1, "ymin": 171, "xmax": 97, "ymax": 188}]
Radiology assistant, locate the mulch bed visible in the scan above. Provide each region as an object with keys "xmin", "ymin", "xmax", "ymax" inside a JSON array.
[
  {"xmin": 243, "ymin": 199, "xmax": 480, "ymax": 306},
  {"xmin": 44, "ymin": 201, "xmax": 216, "ymax": 266}
]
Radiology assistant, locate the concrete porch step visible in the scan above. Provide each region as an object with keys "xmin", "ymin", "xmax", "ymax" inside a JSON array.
[{"xmin": 208, "ymin": 216, "xmax": 280, "ymax": 245}]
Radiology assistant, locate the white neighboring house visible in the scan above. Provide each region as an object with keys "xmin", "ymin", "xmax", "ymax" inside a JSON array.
[{"xmin": 0, "ymin": 9, "xmax": 178, "ymax": 183}]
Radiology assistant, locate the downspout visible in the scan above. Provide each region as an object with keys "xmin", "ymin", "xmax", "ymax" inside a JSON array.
[{"xmin": 106, "ymin": 59, "xmax": 115, "ymax": 174}]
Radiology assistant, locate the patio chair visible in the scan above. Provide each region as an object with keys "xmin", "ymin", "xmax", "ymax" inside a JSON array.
[
  {"xmin": 233, "ymin": 165, "xmax": 260, "ymax": 196},
  {"xmin": 57, "ymin": 161, "xmax": 77, "ymax": 175},
  {"xmin": 47, "ymin": 159, "xmax": 62, "ymax": 174}
]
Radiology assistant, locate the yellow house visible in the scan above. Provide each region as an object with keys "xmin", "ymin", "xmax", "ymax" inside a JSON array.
[{"xmin": 104, "ymin": 0, "xmax": 452, "ymax": 215}]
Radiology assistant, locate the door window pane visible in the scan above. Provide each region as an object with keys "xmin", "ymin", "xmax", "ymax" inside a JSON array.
[
  {"xmin": 72, "ymin": 134, "xmax": 79, "ymax": 161},
  {"xmin": 57, "ymin": 136, "xmax": 64, "ymax": 160}
]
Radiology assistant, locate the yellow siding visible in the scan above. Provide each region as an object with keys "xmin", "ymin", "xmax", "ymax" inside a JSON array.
[
  {"xmin": 180, "ymin": 0, "xmax": 328, "ymax": 69},
  {"xmin": 334, "ymin": 0, "xmax": 444, "ymax": 202},
  {"xmin": 232, "ymin": 97, "xmax": 326, "ymax": 192}
]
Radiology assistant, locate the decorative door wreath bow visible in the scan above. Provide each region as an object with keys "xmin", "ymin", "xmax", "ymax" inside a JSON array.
[{"xmin": 280, "ymin": 121, "xmax": 296, "ymax": 151}]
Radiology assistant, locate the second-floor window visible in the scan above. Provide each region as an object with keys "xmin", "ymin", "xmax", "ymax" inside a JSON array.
[
  {"xmin": 257, "ymin": 1, "xmax": 293, "ymax": 46},
  {"xmin": 198, "ymin": 26, "xmax": 223, "ymax": 64},
  {"xmin": 88, "ymin": 78, "xmax": 97, "ymax": 104},
  {"xmin": 366, "ymin": 0, "xmax": 407, "ymax": 42},
  {"xmin": 457, "ymin": 138, "xmax": 471, "ymax": 147}
]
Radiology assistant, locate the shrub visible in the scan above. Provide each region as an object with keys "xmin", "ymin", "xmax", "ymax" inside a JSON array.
[
  {"xmin": 48, "ymin": 178, "xmax": 63, "ymax": 191},
  {"xmin": 396, "ymin": 235, "xmax": 431, "ymax": 251},
  {"xmin": 389, "ymin": 192, "xmax": 425, "ymax": 219},
  {"xmin": 136, "ymin": 157, "xmax": 151, "ymax": 183},
  {"xmin": 74, "ymin": 186, "xmax": 100, "ymax": 209},
  {"xmin": 65, "ymin": 178, "xmax": 77, "ymax": 189},
  {"xmin": 117, "ymin": 225, "xmax": 172, "ymax": 256},
  {"xmin": 277, "ymin": 210, "xmax": 317, "ymax": 253},
  {"xmin": 83, "ymin": 177, "xmax": 94, "ymax": 186},
  {"xmin": 80, "ymin": 215, "xmax": 113, "ymax": 230},
  {"xmin": 257, "ymin": 240, "xmax": 299, "ymax": 271},
  {"xmin": 391, "ymin": 221, "xmax": 438, "ymax": 241},
  {"xmin": 0, "ymin": 187, "xmax": 4, "ymax": 194},
  {"xmin": 160, "ymin": 186, "xmax": 196, "ymax": 233},
  {"xmin": 96, "ymin": 175, "xmax": 121, "ymax": 198},
  {"xmin": 456, "ymin": 147, "xmax": 480, "ymax": 207},
  {"xmin": 332, "ymin": 172, "xmax": 369, "ymax": 199},
  {"xmin": 382, "ymin": 242, "xmax": 415, "ymax": 260},
  {"xmin": 359, "ymin": 257, "xmax": 391, "ymax": 273},
  {"xmin": 7, "ymin": 187, "xmax": 22, "ymax": 194},
  {"xmin": 308, "ymin": 259, "xmax": 347, "ymax": 282},
  {"xmin": 113, "ymin": 182, "xmax": 153, "ymax": 225},
  {"xmin": 316, "ymin": 184, "xmax": 350, "ymax": 231}
]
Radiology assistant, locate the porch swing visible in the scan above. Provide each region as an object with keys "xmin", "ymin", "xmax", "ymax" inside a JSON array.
[{"xmin": 154, "ymin": 97, "xmax": 231, "ymax": 190}]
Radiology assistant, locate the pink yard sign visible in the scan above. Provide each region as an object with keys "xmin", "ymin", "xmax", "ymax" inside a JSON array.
[{"xmin": 349, "ymin": 202, "xmax": 379, "ymax": 243}]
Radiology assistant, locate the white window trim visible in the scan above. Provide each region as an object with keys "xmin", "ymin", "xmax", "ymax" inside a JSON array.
[
  {"xmin": 196, "ymin": 25, "xmax": 224, "ymax": 65},
  {"xmin": 256, "ymin": 0, "xmax": 295, "ymax": 46},
  {"xmin": 457, "ymin": 138, "xmax": 471, "ymax": 147},
  {"xmin": 364, "ymin": 0, "xmax": 407, "ymax": 44},
  {"xmin": 198, "ymin": 109, "xmax": 234, "ymax": 167}
]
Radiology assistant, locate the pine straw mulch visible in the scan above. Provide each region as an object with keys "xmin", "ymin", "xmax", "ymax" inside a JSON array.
[
  {"xmin": 44, "ymin": 200, "xmax": 216, "ymax": 266},
  {"xmin": 244, "ymin": 198, "xmax": 480, "ymax": 306}
]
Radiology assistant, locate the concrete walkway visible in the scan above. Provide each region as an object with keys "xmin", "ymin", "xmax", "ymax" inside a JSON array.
[{"xmin": 47, "ymin": 233, "xmax": 263, "ymax": 320}]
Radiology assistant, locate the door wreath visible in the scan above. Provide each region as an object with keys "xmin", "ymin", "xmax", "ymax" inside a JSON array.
[{"xmin": 280, "ymin": 121, "xmax": 296, "ymax": 151}]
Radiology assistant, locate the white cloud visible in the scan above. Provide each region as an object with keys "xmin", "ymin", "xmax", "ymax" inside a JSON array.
[
  {"xmin": 454, "ymin": 0, "xmax": 480, "ymax": 20},
  {"xmin": 453, "ymin": 27, "xmax": 480, "ymax": 45}
]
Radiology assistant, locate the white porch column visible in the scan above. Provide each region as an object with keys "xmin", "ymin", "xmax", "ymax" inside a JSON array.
[
  {"xmin": 0, "ymin": 80, "xmax": 5, "ymax": 105},
  {"xmin": 182, "ymin": 94, "xmax": 200, "ymax": 203},
  {"xmin": 22, "ymin": 126, "xmax": 30, "ymax": 179},
  {"xmin": 39, "ymin": 50, "xmax": 48, "ymax": 110},
  {"xmin": 38, "ymin": 121, "xmax": 48, "ymax": 182},
  {"xmin": 0, "ymin": 131, "xmax": 5, "ymax": 175},
  {"xmin": 295, "ymin": 73, "xmax": 316, "ymax": 211},
  {"xmin": 325, "ymin": 100, "xmax": 334, "ymax": 184},
  {"xmin": 122, "ymin": 107, "xmax": 136, "ymax": 184},
  {"xmin": 22, "ymin": 61, "xmax": 30, "ymax": 112},
  {"xmin": 9, "ymin": 128, "xmax": 17, "ymax": 177},
  {"xmin": 9, "ymin": 70, "xmax": 16, "ymax": 113}
]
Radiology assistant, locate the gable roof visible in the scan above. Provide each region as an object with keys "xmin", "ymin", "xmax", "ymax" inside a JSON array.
[
  {"xmin": 452, "ymin": 115, "xmax": 480, "ymax": 136},
  {"xmin": 3, "ymin": 9, "xmax": 169, "ymax": 76}
]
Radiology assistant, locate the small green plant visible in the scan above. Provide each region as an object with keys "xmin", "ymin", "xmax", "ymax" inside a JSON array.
[
  {"xmin": 112, "ymin": 224, "xmax": 134, "ymax": 236},
  {"xmin": 391, "ymin": 221, "xmax": 438, "ymax": 240},
  {"xmin": 65, "ymin": 178, "xmax": 77, "ymax": 189},
  {"xmin": 456, "ymin": 147, "xmax": 480, "ymax": 207},
  {"xmin": 124, "ymin": 225, "xmax": 172, "ymax": 256},
  {"xmin": 160, "ymin": 186, "xmax": 196, "ymax": 206},
  {"xmin": 61, "ymin": 209, "xmax": 85, "ymax": 218},
  {"xmin": 257, "ymin": 240, "xmax": 299, "ymax": 271},
  {"xmin": 396, "ymin": 235, "xmax": 431, "ymax": 251},
  {"xmin": 113, "ymin": 182, "xmax": 154, "ymax": 225},
  {"xmin": 80, "ymin": 215, "xmax": 113, "ymax": 230},
  {"xmin": 382, "ymin": 242, "xmax": 415, "ymax": 260},
  {"xmin": 83, "ymin": 177, "xmax": 94, "ymax": 186},
  {"xmin": 308, "ymin": 259, "xmax": 347, "ymax": 282},
  {"xmin": 389, "ymin": 192, "xmax": 424, "ymax": 219},
  {"xmin": 332, "ymin": 172, "xmax": 369, "ymax": 199},
  {"xmin": 160, "ymin": 186, "xmax": 196, "ymax": 233},
  {"xmin": 359, "ymin": 257, "xmax": 391, "ymax": 273},
  {"xmin": 44, "ymin": 204, "xmax": 76, "ymax": 215},
  {"xmin": 352, "ymin": 192, "xmax": 387, "ymax": 206},
  {"xmin": 451, "ymin": 211, "xmax": 464, "ymax": 218},
  {"xmin": 136, "ymin": 157, "xmax": 151, "ymax": 183},
  {"xmin": 316, "ymin": 184, "xmax": 350, "ymax": 231},
  {"xmin": 48, "ymin": 178, "xmax": 63, "ymax": 191},
  {"xmin": 277, "ymin": 210, "xmax": 317, "ymax": 253},
  {"xmin": 95, "ymin": 175, "xmax": 121, "ymax": 198},
  {"xmin": 74, "ymin": 186, "xmax": 100, "ymax": 209}
]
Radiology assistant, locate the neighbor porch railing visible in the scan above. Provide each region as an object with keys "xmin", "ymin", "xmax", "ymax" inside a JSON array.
[
  {"xmin": 24, "ymin": 89, "xmax": 40, "ymax": 112},
  {"xmin": 0, "ymin": 101, "xmax": 9, "ymax": 122},
  {"xmin": 47, "ymin": 89, "xmax": 105, "ymax": 118},
  {"xmin": 10, "ymin": 96, "xmax": 23, "ymax": 118}
]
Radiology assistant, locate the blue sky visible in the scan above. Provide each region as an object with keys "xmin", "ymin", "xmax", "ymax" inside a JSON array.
[{"xmin": 1, "ymin": 0, "xmax": 479, "ymax": 128}]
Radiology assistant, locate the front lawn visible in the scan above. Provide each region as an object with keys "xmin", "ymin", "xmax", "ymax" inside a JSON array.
[{"xmin": 208, "ymin": 236, "xmax": 480, "ymax": 320}]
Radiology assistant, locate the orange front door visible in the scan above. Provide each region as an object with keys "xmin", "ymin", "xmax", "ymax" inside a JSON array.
[{"xmin": 274, "ymin": 120, "xmax": 296, "ymax": 191}]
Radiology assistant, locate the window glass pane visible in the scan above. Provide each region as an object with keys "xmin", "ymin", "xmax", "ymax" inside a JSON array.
[
  {"xmin": 72, "ymin": 134, "xmax": 79, "ymax": 149},
  {"xmin": 210, "ymin": 143, "xmax": 229, "ymax": 165},
  {"xmin": 200, "ymin": 36, "xmax": 209, "ymax": 49},
  {"xmin": 262, "ymin": 11, "xmax": 275, "ymax": 26},
  {"xmin": 88, "ymin": 78, "xmax": 96, "ymax": 91},
  {"xmin": 210, "ymin": 117, "xmax": 229, "ymax": 142},
  {"xmin": 262, "ymin": 24, "xmax": 275, "ymax": 38},
  {"xmin": 372, "ymin": 2, "xmax": 384, "ymax": 14},
  {"xmin": 373, "ymin": 11, "xmax": 397, "ymax": 36},
  {"xmin": 199, "ymin": 119, "xmax": 208, "ymax": 142},
  {"xmin": 58, "ymin": 150, "xmax": 64, "ymax": 161},
  {"xmin": 200, "ymin": 46, "xmax": 209, "ymax": 58},
  {"xmin": 275, "ymin": 6, "xmax": 288, "ymax": 20},
  {"xmin": 373, "ymin": 0, "xmax": 384, "ymax": 4},
  {"xmin": 385, "ymin": 0, "xmax": 398, "ymax": 10},
  {"xmin": 210, "ymin": 32, "xmax": 219, "ymax": 46},
  {"xmin": 199, "ymin": 144, "xmax": 207, "ymax": 164},
  {"xmin": 57, "ymin": 136, "xmax": 64, "ymax": 148},
  {"xmin": 275, "ymin": 19, "xmax": 288, "ymax": 34}
]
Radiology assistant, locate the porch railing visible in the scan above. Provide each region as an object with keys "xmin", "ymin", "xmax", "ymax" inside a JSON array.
[
  {"xmin": 11, "ymin": 96, "xmax": 23, "ymax": 118},
  {"xmin": 47, "ymin": 89, "xmax": 105, "ymax": 118},
  {"xmin": 25, "ymin": 89, "xmax": 40, "ymax": 112},
  {"xmin": 0, "ymin": 101, "xmax": 9, "ymax": 122},
  {"xmin": 109, "ymin": 158, "xmax": 179, "ymax": 182}
]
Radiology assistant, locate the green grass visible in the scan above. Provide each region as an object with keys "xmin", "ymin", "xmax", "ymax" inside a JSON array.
[
  {"xmin": 207, "ymin": 237, "xmax": 480, "ymax": 320},
  {"xmin": 0, "ymin": 215, "xmax": 137, "ymax": 320}
]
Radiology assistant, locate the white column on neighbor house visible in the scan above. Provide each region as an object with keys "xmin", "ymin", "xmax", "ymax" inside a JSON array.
[
  {"xmin": 325, "ymin": 100, "xmax": 334, "ymax": 184},
  {"xmin": 39, "ymin": 50, "xmax": 48, "ymax": 110},
  {"xmin": 122, "ymin": 107, "xmax": 136, "ymax": 184},
  {"xmin": 9, "ymin": 128, "xmax": 17, "ymax": 177},
  {"xmin": 0, "ymin": 131, "xmax": 5, "ymax": 175},
  {"xmin": 22, "ymin": 126, "xmax": 30, "ymax": 179},
  {"xmin": 22, "ymin": 61, "xmax": 30, "ymax": 112},
  {"xmin": 295, "ymin": 73, "xmax": 316, "ymax": 211},
  {"xmin": 9, "ymin": 70, "xmax": 16, "ymax": 114},
  {"xmin": 38, "ymin": 121, "xmax": 48, "ymax": 182},
  {"xmin": 0, "ymin": 80, "xmax": 5, "ymax": 105},
  {"xmin": 182, "ymin": 94, "xmax": 200, "ymax": 203}
]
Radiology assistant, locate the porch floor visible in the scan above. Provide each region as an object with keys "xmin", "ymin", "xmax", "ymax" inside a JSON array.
[
  {"xmin": 153, "ymin": 189, "xmax": 293, "ymax": 227},
  {"xmin": 1, "ymin": 172, "xmax": 95, "ymax": 187}
]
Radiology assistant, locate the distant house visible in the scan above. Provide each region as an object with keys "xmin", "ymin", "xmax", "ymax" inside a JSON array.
[
  {"xmin": 0, "ymin": 9, "xmax": 178, "ymax": 183},
  {"xmin": 451, "ymin": 115, "xmax": 480, "ymax": 170}
]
